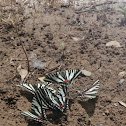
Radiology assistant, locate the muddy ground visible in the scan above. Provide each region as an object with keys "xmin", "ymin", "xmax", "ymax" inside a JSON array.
[{"xmin": 1, "ymin": 1, "xmax": 126, "ymax": 126}]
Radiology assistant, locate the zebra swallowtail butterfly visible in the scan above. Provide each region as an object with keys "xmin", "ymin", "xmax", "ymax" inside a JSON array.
[
  {"xmin": 44, "ymin": 68, "xmax": 83, "ymax": 85},
  {"xmin": 78, "ymin": 80, "xmax": 100, "ymax": 99}
]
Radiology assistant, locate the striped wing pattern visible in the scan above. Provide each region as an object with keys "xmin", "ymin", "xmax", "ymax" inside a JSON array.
[
  {"xmin": 55, "ymin": 86, "xmax": 68, "ymax": 111},
  {"xmin": 21, "ymin": 97, "xmax": 43, "ymax": 122},
  {"xmin": 35, "ymin": 86, "xmax": 57, "ymax": 110},
  {"xmin": 17, "ymin": 83, "xmax": 36, "ymax": 94},
  {"xmin": 21, "ymin": 111, "xmax": 43, "ymax": 122},
  {"xmin": 35, "ymin": 84, "xmax": 68, "ymax": 112},
  {"xmin": 44, "ymin": 69, "xmax": 81, "ymax": 85},
  {"xmin": 18, "ymin": 68, "xmax": 100, "ymax": 123},
  {"xmin": 16, "ymin": 82, "xmax": 53, "ymax": 94},
  {"xmin": 78, "ymin": 80, "xmax": 100, "ymax": 99}
]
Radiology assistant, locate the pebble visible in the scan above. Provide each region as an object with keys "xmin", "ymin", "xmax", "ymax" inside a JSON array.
[
  {"xmin": 100, "ymin": 102, "xmax": 106, "ymax": 107},
  {"xmin": 81, "ymin": 70, "xmax": 91, "ymax": 76},
  {"xmin": 119, "ymin": 79, "xmax": 125, "ymax": 84},
  {"xmin": 98, "ymin": 123, "xmax": 103, "ymax": 126},
  {"xmin": 104, "ymin": 109, "xmax": 109, "ymax": 116},
  {"xmin": 118, "ymin": 71, "xmax": 126, "ymax": 78},
  {"xmin": 106, "ymin": 41, "xmax": 121, "ymax": 47},
  {"xmin": 114, "ymin": 102, "xmax": 119, "ymax": 107}
]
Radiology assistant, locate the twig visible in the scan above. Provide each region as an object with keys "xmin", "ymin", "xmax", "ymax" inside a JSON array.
[
  {"xmin": 91, "ymin": 56, "xmax": 102, "ymax": 72},
  {"xmin": 31, "ymin": 64, "xmax": 61, "ymax": 77},
  {"xmin": 47, "ymin": 64, "xmax": 60, "ymax": 73},
  {"xmin": 1, "ymin": 14, "xmax": 30, "ymax": 83},
  {"xmin": 14, "ymin": 24, "xmax": 30, "ymax": 72}
]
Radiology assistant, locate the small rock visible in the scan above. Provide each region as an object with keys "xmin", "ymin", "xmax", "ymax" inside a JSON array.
[
  {"xmin": 105, "ymin": 109, "xmax": 109, "ymax": 116},
  {"xmin": 114, "ymin": 102, "xmax": 119, "ymax": 107},
  {"xmin": 101, "ymin": 102, "xmax": 106, "ymax": 107},
  {"xmin": 81, "ymin": 70, "xmax": 91, "ymax": 76},
  {"xmin": 98, "ymin": 123, "xmax": 104, "ymax": 126},
  {"xmin": 110, "ymin": 116, "xmax": 114, "ymax": 121},
  {"xmin": 106, "ymin": 41, "xmax": 121, "ymax": 47},
  {"xmin": 105, "ymin": 117, "xmax": 108, "ymax": 120},
  {"xmin": 119, "ymin": 79, "xmax": 125, "ymax": 84},
  {"xmin": 118, "ymin": 71, "xmax": 126, "ymax": 78},
  {"xmin": 102, "ymin": 113, "xmax": 105, "ymax": 116}
]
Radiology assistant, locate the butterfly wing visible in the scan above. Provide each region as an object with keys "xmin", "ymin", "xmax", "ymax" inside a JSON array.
[
  {"xmin": 44, "ymin": 69, "xmax": 81, "ymax": 85},
  {"xmin": 17, "ymin": 82, "xmax": 52, "ymax": 94},
  {"xmin": 21, "ymin": 111, "xmax": 43, "ymax": 122},
  {"xmin": 16, "ymin": 83, "xmax": 36, "ymax": 94},
  {"xmin": 21, "ymin": 97, "xmax": 44, "ymax": 122},
  {"xmin": 79, "ymin": 80, "xmax": 100, "ymax": 99}
]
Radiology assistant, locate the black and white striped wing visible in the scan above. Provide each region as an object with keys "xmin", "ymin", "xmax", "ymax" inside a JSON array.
[
  {"xmin": 56, "ymin": 86, "xmax": 68, "ymax": 111},
  {"xmin": 35, "ymin": 85, "xmax": 58, "ymax": 110},
  {"xmin": 17, "ymin": 82, "xmax": 52, "ymax": 94},
  {"xmin": 17, "ymin": 83, "xmax": 36, "ymax": 94},
  {"xmin": 42, "ymin": 86, "xmax": 66, "ymax": 112},
  {"xmin": 21, "ymin": 97, "xmax": 44, "ymax": 122},
  {"xmin": 42, "ymin": 87, "xmax": 64, "ymax": 111},
  {"xmin": 78, "ymin": 80, "xmax": 100, "ymax": 99},
  {"xmin": 44, "ymin": 69, "xmax": 82, "ymax": 85},
  {"xmin": 32, "ymin": 97, "xmax": 49, "ymax": 111},
  {"xmin": 31, "ymin": 97, "xmax": 47, "ymax": 119},
  {"xmin": 21, "ymin": 111, "xmax": 43, "ymax": 122}
]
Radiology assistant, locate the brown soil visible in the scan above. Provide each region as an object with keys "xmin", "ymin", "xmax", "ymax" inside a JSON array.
[{"xmin": 1, "ymin": 1, "xmax": 126, "ymax": 126}]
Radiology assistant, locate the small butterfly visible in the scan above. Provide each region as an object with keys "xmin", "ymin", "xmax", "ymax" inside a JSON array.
[{"xmin": 78, "ymin": 80, "xmax": 100, "ymax": 99}]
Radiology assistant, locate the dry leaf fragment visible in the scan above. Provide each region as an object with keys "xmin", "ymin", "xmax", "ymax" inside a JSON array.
[
  {"xmin": 17, "ymin": 65, "xmax": 28, "ymax": 82},
  {"xmin": 119, "ymin": 79, "xmax": 125, "ymax": 84},
  {"xmin": 38, "ymin": 77, "xmax": 45, "ymax": 82},
  {"xmin": 81, "ymin": 70, "xmax": 91, "ymax": 76},
  {"xmin": 106, "ymin": 41, "xmax": 121, "ymax": 47}
]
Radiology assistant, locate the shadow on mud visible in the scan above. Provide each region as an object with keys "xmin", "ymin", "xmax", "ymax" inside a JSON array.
[{"xmin": 78, "ymin": 98, "xmax": 98, "ymax": 117}]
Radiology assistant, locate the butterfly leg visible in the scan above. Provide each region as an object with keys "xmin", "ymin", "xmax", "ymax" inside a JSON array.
[
  {"xmin": 66, "ymin": 99, "xmax": 69, "ymax": 110},
  {"xmin": 42, "ymin": 109, "xmax": 47, "ymax": 119}
]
